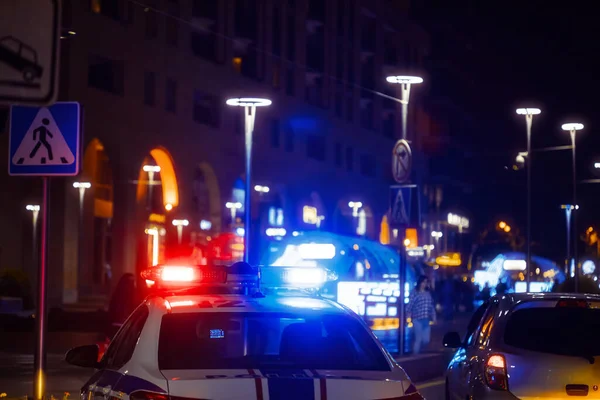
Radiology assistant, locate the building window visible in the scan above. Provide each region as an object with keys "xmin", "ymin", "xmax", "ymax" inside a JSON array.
[
  {"xmin": 143, "ymin": 71, "xmax": 156, "ymax": 106},
  {"xmin": 285, "ymin": 66, "xmax": 295, "ymax": 96},
  {"xmin": 191, "ymin": 31, "xmax": 218, "ymax": 62},
  {"xmin": 306, "ymin": 135, "xmax": 326, "ymax": 161},
  {"xmin": 193, "ymin": 91, "xmax": 220, "ymax": 128},
  {"xmin": 90, "ymin": 0, "xmax": 125, "ymax": 21},
  {"xmin": 232, "ymin": 57, "xmax": 242, "ymax": 73},
  {"xmin": 144, "ymin": 3, "xmax": 158, "ymax": 39},
  {"xmin": 346, "ymin": 147, "xmax": 354, "ymax": 172},
  {"xmin": 88, "ymin": 55, "xmax": 124, "ymax": 96},
  {"xmin": 360, "ymin": 154, "xmax": 376, "ymax": 177},
  {"xmin": 270, "ymin": 119, "xmax": 280, "ymax": 148},
  {"xmin": 284, "ymin": 126, "xmax": 294, "ymax": 152},
  {"xmin": 346, "ymin": 85, "xmax": 354, "ymax": 122},
  {"xmin": 334, "ymin": 142, "xmax": 342, "ymax": 167},
  {"xmin": 272, "ymin": 62, "xmax": 281, "ymax": 89},
  {"xmin": 272, "ymin": 4, "xmax": 282, "ymax": 56},
  {"xmin": 165, "ymin": 78, "xmax": 177, "ymax": 113},
  {"xmin": 165, "ymin": 18, "xmax": 178, "ymax": 47}
]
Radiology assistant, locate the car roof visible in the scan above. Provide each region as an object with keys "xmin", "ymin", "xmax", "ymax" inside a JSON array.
[
  {"xmin": 158, "ymin": 293, "xmax": 351, "ymax": 315},
  {"xmin": 500, "ymin": 292, "xmax": 600, "ymax": 305}
]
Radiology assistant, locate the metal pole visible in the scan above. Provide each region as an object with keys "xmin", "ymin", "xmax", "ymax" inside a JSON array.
[
  {"xmin": 147, "ymin": 171, "xmax": 155, "ymax": 210},
  {"xmin": 397, "ymin": 238, "xmax": 406, "ymax": 356},
  {"xmin": 78, "ymin": 187, "xmax": 85, "ymax": 301},
  {"xmin": 566, "ymin": 208, "xmax": 571, "ymax": 275},
  {"xmin": 243, "ymin": 105, "xmax": 257, "ymax": 263},
  {"xmin": 571, "ymin": 130, "xmax": 579, "ymax": 292},
  {"xmin": 32, "ymin": 210, "xmax": 39, "ymax": 273},
  {"xmin": 400, "ymin": 83, "xmax": 411, "ymax": 140},
  {"xmin": 177, "ymin": 225, "xmax": 183, "ymax": 245},
  {"xmin": 525, "ymin": 114, "xmax": 533, "ymax": 292},
  {"xmin": 34, "ymin": 177, "xmax": 50, "ymax": 400}
]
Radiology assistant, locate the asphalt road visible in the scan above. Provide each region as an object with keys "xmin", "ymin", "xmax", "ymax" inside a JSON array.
[{"xmin": 418, "ymin": 378, "xmax": 446, "ymax": 399}]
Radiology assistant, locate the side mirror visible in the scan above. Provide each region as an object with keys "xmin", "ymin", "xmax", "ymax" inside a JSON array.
[
  {"xmin": 65, "ymin": 344, "xmax": 100, "ymax": 368},
  {"xmin": 443, "ymin": 331, "xmax": 463, "ymax": 349}
]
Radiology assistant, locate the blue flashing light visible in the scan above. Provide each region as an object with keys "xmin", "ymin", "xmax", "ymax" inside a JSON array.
[
  {"xmin": 235, "ymin": 227, "xmax": 245, "ymax": 236},
  {"xmin": 261, "ymin": 266, "xmax": 329, "ymax": 289}
]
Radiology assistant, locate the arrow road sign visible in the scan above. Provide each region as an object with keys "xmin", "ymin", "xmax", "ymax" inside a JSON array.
[
  {"xmin": 392, "ymin": 139, "xmax": 412, "ymax": 183},
  {"xmin": 9, "ymin": 102, "xmax": 80, "ymax": 176},
  {"xmin": 0, "ymin": 0, "xmax": 60, "ymax": 106}
]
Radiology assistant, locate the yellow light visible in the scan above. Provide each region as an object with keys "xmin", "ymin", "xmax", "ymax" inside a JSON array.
[
  {"xmin": 232, "ymin": 57, "xmax": 242, "ymax": 73},
  {"xmin": 403, "ymin": 238, "xmax": 411, "ymax": 247},
  {"xmin": 498, "ymin": 221, "xmax": 507, "ymax": 229},
  {"xmin": 436, "ymin": 252, "xmax": 462, "ymax": 267},
  {"xmin": 353, "ymin": 244, "xmax": 359, "ymax": 251},
  {"xmin": 165, "ymin": 203, "xmax": 173, "ymax": 211},
  {"xmin": 504, "ymin": 226, "xmax": 511, "ymax": 233}
]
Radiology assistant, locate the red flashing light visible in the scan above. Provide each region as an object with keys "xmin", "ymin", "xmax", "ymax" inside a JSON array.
[
  {"xmin": 141, "ymin": 265, "xmax": 227, "ymax": 288},
  {"xmin": 557, "ymin": 299, "xmax": 588, "ymax": 308}
]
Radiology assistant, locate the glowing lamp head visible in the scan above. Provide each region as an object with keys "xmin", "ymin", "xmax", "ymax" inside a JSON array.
[
  {"xmin": 516, "ymin": 108, "xmax": 541, "ymax": 115},
  {"xmin": 226, "ymin": 97, "xmax": 272, "ymax": 107},
  {"xmin": 386, "ymin": 76, "xmax": 424, "ymax": 84},
  {"xmin": 26, "ymin": 205, "xmax": 40, "ymax": 212},
  {"xmin": 165, "ymin": 203, "xmax": 173, "ymax": 211},
  {"xmin": 254, "ymin": 185, "xmax": 270, "ymax": 193},
  {"xmin": 172, "ymin": 219, "xmax": 189, "ymax": 227},
  {"xmin": 73, "ymin": 182, "xmax": 91, "ymax": 189},
  {"xmin": 226, "ymin": 202, "xmax": 243, "ymax": 209},
  {"xmin": 348, "ymin": 201, "xmax": 363, "ymax": 209},
  {"xmin": 143, "ymin": 165, "xmax": 161, "ymax": 173},
  {"xmin": 562, "ymin": 123, "xmax": 584, "ymax": 131}
]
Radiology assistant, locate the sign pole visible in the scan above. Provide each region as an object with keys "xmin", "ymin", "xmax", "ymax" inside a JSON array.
[
  {"xmin": 34, "ymin": 177, "xmax": 50, "ymax": 400},
  {"xmin": 398, "ymin": 235, "xmax": 406, "ymax": 356}
]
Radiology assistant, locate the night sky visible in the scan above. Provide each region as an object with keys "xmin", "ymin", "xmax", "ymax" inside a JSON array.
[{"xmin": 413, "ymin": 1, "xmax": 600, "ymax": 261}]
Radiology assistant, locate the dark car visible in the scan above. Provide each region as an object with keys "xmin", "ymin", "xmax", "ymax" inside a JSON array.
[{"xmin": 0, "ymin": 36, "xmax": 43, "ymax": 82}]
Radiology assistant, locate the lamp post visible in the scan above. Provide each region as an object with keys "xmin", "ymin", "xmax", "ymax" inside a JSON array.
[
  {"xmin": 172, "ymin": 219, "xmax": 189, "ymax": 245},
  {"xmin": 143, "ymin": 165, "xmax": 161, "ymax": 210},
  {"xmin": 226, "ymin": 98, "xmax": 272, "ymax": 263},
  {"xmin": 26, "ymin": 205, "xmax": 40, "ymax": 272},
  {"xmin": 516, "ymin": 107, "xmax": 541, "ymax": 292},
  {"xmin": 562, "ymin": 122, "xmax": 584, "ymax": 292},
  {"xmin": 386, "ymin": 76, "xmax": 423, "ymax": 140},
  {"xmin": 226, "ymin": 202, "xmax": 243, "ymax": 227},
  {"xmin": 561, "ymin": 204, "xmax": 579, "ymax": 275},
  {"xmin": 348, "ymin": 201, "xmax": 363, "ymax": 235},
  {"xmin": 73, "ymin": 182, "xmax": 91, "ymax": 302}
]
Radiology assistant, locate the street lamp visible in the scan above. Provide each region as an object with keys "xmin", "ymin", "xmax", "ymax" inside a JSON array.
[
  {"xmin": 386, "ymin": 75, "xmax": 423, "ymax": 140},
  {"xmin": 348, "ymin": 201, "xmax": 363, "ymax": 235},
  {"xmin": 226, "ymin": 97, "xmax": 272, "ymax": 263},
  {"xmin": 72, "ymin": 182, "xmax": 91, "ymax": 302},
  {"xmin": 516, "ymin": 107, "xmax": 541, "ymax": 292},
  {"xmin": 562, "ymin": 122, "xmax": 584, "ymax": 292},
  {"xmin": 26, "ymin": 205, "xmax": 40, "ymax": 273},
  {"xmin": 225, "ymin": 202, "xmax": 243, "ymax": 227},
  {"xmin": 143, "ymin": 165, "xmax": 161, "ymax": 210},
  {"xmin": 172, "ymin": 219, "xmax": 189, "ymax": 245},
  {"xmin": 561, "ymin": 204, "xmax": 579, "ymax": 275},
  {"xmin": 254, "ymin": 185, "xmax": 270, "ymax": 193}
]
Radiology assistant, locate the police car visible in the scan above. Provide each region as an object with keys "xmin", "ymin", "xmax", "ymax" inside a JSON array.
[{"xmin": 66, "ymin": 262, "xmax": 424, "ymax": 399}]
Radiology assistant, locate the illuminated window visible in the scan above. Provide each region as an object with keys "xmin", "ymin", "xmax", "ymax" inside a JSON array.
[
  {"xmin": 232, "ymin": 57, "xmax": 242, "ymax": 73},
  {"xmin": 91, "ymin": 0, "xmax": 101, "ymax": 13}
]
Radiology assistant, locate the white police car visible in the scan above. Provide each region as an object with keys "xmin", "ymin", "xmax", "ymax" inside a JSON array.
[{"xmin": 66, "ymin": 262, "xmax": 424, "ymax": 399}]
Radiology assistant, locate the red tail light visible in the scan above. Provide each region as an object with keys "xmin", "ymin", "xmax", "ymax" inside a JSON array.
[
  {"xmin": 557, "ymin": 299, "xmax": 588, "ymax": 308},
  {"xmin": 129, "ymin": 391, "xmax": 168, "ymax": 400},
  {"xmin": 485, "ymin": 354, "xmax": 508, "ymax": 391}
]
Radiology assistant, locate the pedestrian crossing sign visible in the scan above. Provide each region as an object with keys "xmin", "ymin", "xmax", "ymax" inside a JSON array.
[{"xmin": 9, "ymin": 102, "xmax": 80, "ymax": 176}]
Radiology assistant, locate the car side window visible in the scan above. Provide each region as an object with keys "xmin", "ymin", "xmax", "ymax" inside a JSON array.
[
  {"xmin": 104, "ymin": 305, "xmax": 149, "ymax": 370},
  {"xmin": 476, "ymin": 303, "xmax": 497, "ymax": 348},
  {"xmin": 465, "ymin": 302, "xmax": 488, "ymax": 346}
]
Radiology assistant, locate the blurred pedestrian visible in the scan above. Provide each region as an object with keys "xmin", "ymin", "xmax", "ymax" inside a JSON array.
[{"xmin": 407, "ymin": 275, "xmax": 436, "ymax": 355}]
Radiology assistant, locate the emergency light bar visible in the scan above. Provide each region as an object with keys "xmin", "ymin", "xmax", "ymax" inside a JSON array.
[
  {"xmin": 260, "ymin": 266, "xmax": 329, "ymax": 289},
  {"xmin": 141, "ymin": 265, "xmax": 227, "ymax": 289}
]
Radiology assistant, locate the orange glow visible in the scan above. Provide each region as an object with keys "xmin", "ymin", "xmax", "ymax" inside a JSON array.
[
  {"xmin": 150, "ymin": 148, "xmax": 179, "ymax": 208},
  {"xmin": 487, "ymin": 355, "xmax": 505, "ymax": 369},
  {"xmin": 405, "ymin": 228, "xmax": 418, "ymax": 248},
  {"xmin": 379, "ymin": 215, "xmax": 390, "ymax": 245},
  {"xmin": 232, "ymin": 57, "xmax": 242, "ymax": 73}
]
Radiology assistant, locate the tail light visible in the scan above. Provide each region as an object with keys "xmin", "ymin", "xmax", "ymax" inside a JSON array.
[
  {"xmin": 485, "ymin": 354, "xmax": 508, "ymax": 391},
  {"xmin": 557, "ymin": 299, "xmax": 588, "ymax": 308},
  {"xmin": 129, "ymin": 391, "xmax": 168, "ymax": 400}
]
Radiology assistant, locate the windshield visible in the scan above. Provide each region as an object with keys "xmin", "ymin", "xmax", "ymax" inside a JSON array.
[
  {"xmin": 158, "ymin": 312, "xmax": 391, "ymax": 371},
  {"xmin": 504, "ymin": 307, "xmax": 600, "ymax": 357}
]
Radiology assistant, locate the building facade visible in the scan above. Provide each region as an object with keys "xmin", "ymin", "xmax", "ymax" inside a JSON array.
[{"xmin": 0, "ymin": 0, "xmax": 432, "ymax": 307}]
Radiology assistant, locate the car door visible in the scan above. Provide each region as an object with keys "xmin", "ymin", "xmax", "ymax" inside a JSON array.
[
  {"xmin": 447, "ymin": 301, "xmax": 489, "ymax": 399},
  {"xmin": 462, "ymin": 299, "xmax": 498, "ymax": 398},
  {"xmin": 82, "ymin": 305, "xmax": 149, "ymax": 400}
]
